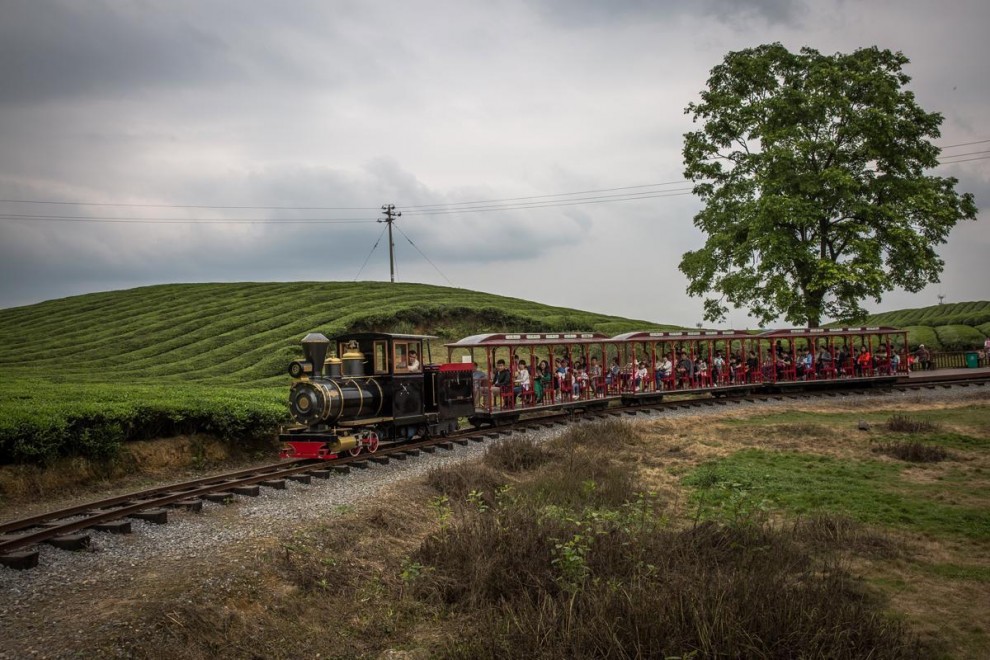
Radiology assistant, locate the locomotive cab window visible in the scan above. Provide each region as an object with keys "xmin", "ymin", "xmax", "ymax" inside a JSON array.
[
  {"xmin": 394, "ymin": 341, "xmax": 422, "ymax": 374},
  {"xmin": 374, "ymin": 341, "xmax": 387, "ymax": 374}
]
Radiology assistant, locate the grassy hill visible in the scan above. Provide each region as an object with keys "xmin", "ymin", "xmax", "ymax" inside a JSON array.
[
  {"xmin": 0, "ymin": 282, "xmax": 672, "ymax": 465},
  {"xmin": 0, "ymin": 282, "xmax": 670, "ymax": 386},
  {"xmin": 857, "ymin": 301, "xmax": 990, "ymax": 351}
]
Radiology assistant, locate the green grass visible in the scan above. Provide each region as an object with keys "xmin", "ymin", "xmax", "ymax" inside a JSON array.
[{"xmin": 684, "ymin": 449, "xmax": 990, "ymax": 540}]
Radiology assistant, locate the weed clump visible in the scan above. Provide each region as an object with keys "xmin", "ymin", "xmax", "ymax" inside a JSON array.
[
  {"xmin": 885, "ymin": 414, "xmax": 941, "ymax": 433},
  {"xmin": 872, "ymin": 440, "xmax": 949, "ymax": 463}
]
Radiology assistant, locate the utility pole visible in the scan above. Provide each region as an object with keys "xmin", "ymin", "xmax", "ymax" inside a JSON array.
[{"xmin": 379, "ymin": 204, "xmax": 400, "ymax": 283}]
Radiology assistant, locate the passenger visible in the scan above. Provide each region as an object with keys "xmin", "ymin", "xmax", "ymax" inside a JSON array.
[
  {"xmin": 746, "ymin": 350, "xmax": 759, "ymax": 382},
  {"xmin": 574, "ymin": 365, "xmax": 590, "ymax": 396},
  {"xmin": 607, "ymin": 357, "xmax": 621, "ymax": 388},
  {"xmin": 799, "ymin": 348, "xmax": 813, "ymax": 379},
  {"xmin": 656, "ymin": 353, "xmax": 673, "ymax": 389},
  {"xmin": 533, "ymin": 364, "xmax": 544, "ymax": 402},
  {"xmin": 472, "ymin": 362, "xmax": 487, "ymax": 406},
  {"xmin": 407, "ymin": 350, "xmax": 421, "ymax": 372},
  {"xmin": 712, "ymin": 351, "xmax": 725, "ymax": 384},
  {"xmin": 856, "ymin": 346, "xmax": 872, "ymax": 376},
  {"xmin": 493, "ymin": 359, "xmax": 512, "ymax": 389},
  {"xmin": 816, "ymin": 345, "xmax": 832, "ymax": 374},
  {"xmin": 695, "ymin": 356, "xmax": 709, "ymax": 386},
  {"xmin": 634, "ymin": 361, "xmax": 648, "ymax": 391},
  {"xmin": 890, "ymin": 350, "xmax": 901, "ymax": 373},
  {"xmin": 915, "ymin": 344, "xmax": 931, "ymax": 371},
  {"xmin": 538, "ymin": 359, "xmax": 552, "ymax": 400},
  {"xmin": 588, "ymin": 356, "xmax": 603, "ymax": 394},
  {"xmin": 513, "ymin": 359, "xmax": 531, "ymax": 400},
  {"xmin": 837, "ymin": 345, "xmax": 850, "ymax": 375},
  {"xmin": 676, "ymin": 351, "xmax": 694, "ymax": 388}
]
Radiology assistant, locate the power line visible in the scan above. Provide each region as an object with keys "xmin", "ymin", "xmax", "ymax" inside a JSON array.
[
  {"xmin": 394, "ymin": 224, "xmax": 453, "ymax": 286},
  {"xmin": 939, "ymin": 138, "xmax": 990, "ymax": 149},
  {"xmin": 0, "ymin": 214, "xmax": 378, "ymax": 224},
  {"xmin": 937, "ymin": 154, "xmax": 990, "ymax": 165},
  {"xmin": 0, "ymin": 199, "xmax": 378, "ymax": 210},
  {"xmin": 353, "ymin": 224, "xmax": 389, "ymax": 281},
  {"xmin": 399, "ymin": 179, "xmax": 691, "ymax": 210},
  {"xmin": 402, "ymin": 189, "xmax": 695, "ymax": 216},
  {"xmin": 937, "ymin": 149, "xmax": 990, "ymax": 160}
]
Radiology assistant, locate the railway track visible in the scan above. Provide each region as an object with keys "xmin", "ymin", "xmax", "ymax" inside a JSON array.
[{"xmin": 2, "ymin": 371, "xmax": 986, "ymax": 570}]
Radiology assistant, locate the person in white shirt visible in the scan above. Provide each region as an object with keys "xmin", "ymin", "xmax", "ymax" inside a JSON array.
[
  {"xmin": 513, "ymin": 359, "xmax": 531, "ymax": 400},
  {"xmin": 407, "ymin": 349, "xmax": 421, "ymax": 372}
]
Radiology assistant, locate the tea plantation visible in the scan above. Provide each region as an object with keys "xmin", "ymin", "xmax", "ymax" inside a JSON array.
[{"xmin": 0, "ymin": 282, "xmax": 666, "ymax": 465}]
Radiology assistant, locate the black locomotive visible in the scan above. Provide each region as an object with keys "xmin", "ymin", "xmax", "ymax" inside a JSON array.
[{"xmin": 280, "ymin": 332, "xmax": 474, "ymax": 459}]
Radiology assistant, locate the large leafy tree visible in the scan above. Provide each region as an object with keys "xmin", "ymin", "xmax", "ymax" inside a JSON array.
[{"xmin": 681, "ymin": 43, "xmax": 976, "ymax": 327}]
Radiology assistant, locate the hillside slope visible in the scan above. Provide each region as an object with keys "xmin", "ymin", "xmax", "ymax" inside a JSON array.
[
  {"xmin": 858, "ymin": 301, "xmax": 990, "ymax": 351},
  {"xmin": 0, "ymin": 282, "xmax": 672, "ymax": 385}
]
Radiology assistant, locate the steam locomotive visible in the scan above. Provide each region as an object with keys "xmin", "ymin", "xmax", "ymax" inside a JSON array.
[{"xmin": 279, "ymin": 332, "xmax": 474, "ymax": 459}]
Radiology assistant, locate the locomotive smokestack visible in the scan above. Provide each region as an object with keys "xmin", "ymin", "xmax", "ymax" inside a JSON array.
[{"xmin": 301, "ymin": 333, "xmax": 331, "ymax": 379}]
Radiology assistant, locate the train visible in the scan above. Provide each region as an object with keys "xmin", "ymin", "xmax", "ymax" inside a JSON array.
[{"xmin": 279, "ymin": 326, "xmax": 909, "ymax": 460}]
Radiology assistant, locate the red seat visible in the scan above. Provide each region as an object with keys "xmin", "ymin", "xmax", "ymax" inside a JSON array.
[
  {"xmin": 500, "ymin": 385, "xmax": 515, "ymax": 409},
  {"xmin": 520, "ymin": 388, "xmax": 537, "ymax": 406}
]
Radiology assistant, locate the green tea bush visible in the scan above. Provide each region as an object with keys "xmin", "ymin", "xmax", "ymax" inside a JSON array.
[{"xmin": 934, "ymin": 324, "xmax": 986, "ymax": 350}]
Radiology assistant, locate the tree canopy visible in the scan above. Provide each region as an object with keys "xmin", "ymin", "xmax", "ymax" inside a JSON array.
[{"xmin": 680, "ymin": 43, "xmax": 977, "ymax": 328}]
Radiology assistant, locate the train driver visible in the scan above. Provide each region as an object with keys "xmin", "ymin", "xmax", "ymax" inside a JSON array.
[{"xmin": 407, "ymin": 349, "xmax": 421, "ymax": 371}]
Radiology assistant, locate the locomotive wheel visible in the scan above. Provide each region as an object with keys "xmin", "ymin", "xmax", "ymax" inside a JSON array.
[
  {"xmin": 367, "ymin": 433, "xmax": 380, "ymax": 453},
  {"xmin": 348, "ymin": 446, "xmax": 363, "ymax": 457}
]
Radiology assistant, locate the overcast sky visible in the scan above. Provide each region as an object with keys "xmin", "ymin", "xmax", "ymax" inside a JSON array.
[{"xmin": 1, "ymin": 0, "xmax": 987, "ymax": 327}]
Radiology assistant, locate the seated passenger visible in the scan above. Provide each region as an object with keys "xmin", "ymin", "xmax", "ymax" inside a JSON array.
[
  {"xmin": 695, "ymin": 357, "xmax": 709, "ymax": 385},
  {"xmin": 799, "ymin": 348, "xmax": 813, "ymax": 378},
  {"xmin": 745, "ymin": 351, "xmax": 759, "ymax": 381},
  {"xmin": 587, "ymin": 357, "xmax": 603, "ymax": 393},
  {"xmin": 816, "ymin": 345, "xmax": 832, "ymax": 374},
  {"xmin": 656, "ymin": 354, "xmax": 672, "ymax": 389},
  {"xmin": 513, "ymin": 359, "xmax": 531, "ymax": 399},
  {"xmin": 634, "ymin": 361, "xmax": 648, "ymax": 390},
  {"xmin": 676, "ymin": 351, "xmax": 694, "ymax": 387},
  {"xmin": 493, "ymin": 359, "xmax": 512, "ymax": 389},
  {"xmin": 856, "ymin": 346, "xmax": 872, "ymax": 376}
]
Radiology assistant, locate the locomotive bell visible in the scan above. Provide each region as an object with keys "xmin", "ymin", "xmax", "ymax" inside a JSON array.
[{"xmin": 301, "ymin": 333, "xmax": 331, "ymax": 378}]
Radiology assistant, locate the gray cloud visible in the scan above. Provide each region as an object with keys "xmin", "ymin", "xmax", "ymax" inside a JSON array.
[{"xmin": 0, "ymin": 0, "xmax": 987, "ymax": 326}]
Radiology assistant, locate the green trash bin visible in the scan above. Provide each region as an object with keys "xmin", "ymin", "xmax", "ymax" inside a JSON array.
[{"xmin": 965, "ymin": 352, "xmax": 979, "ymax": 368}]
